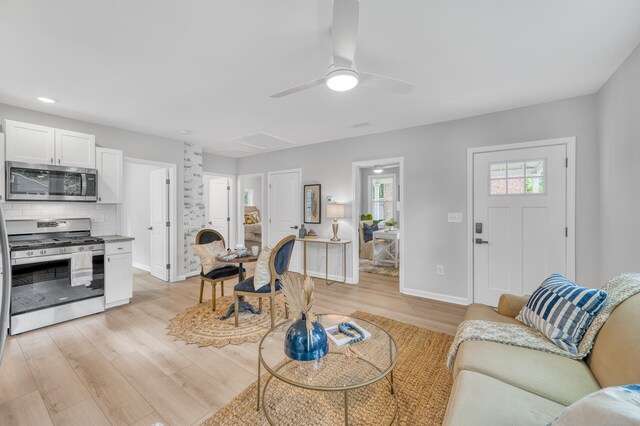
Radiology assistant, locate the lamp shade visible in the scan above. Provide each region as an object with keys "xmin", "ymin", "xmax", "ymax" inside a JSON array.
[{"xmin": 326, "ymin": 203, "xmax": 345, "ymax": 219}]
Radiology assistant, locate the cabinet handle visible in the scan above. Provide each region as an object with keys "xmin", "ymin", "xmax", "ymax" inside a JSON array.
[
  {"xmin": 50, "ymin": 158, "xmax": 53, "ymax": 164},
  {"xmin": 98, "ymin": 197, "xmax": 101, "ymax": 202},
  {"xmin": 58, "ymin": 159, "xmax": 61, "ymax": 164},
  {"xmin": 108, "ymin": 258, "xmax": 110, "ymax": 262}
]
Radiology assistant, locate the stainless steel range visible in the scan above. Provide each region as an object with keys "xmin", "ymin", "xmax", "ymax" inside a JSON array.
[{"xmin": 8, "ymin": 218, "xmax": 105, "ymax": 334}]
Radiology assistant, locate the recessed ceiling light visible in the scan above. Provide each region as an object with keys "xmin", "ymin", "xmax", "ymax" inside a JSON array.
[
  {"xmin": 326, "ymin": 69, "xmax": 359, "ymax": 92},
  {"xmin": 177, "ymin": 129, "xmax": 192, "ymax": 135},
  {"xmin": 37, "ymin": 97, "xmax": 57, "ymax": 104}
]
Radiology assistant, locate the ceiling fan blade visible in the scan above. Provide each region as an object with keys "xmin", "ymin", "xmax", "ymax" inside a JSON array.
[
  {"xmin": 317, "ymin": 0, "xmax": 333, "ymax": 59},
  {"xmin": 359, "ymin": 72, "xmax": 415, "ymax": 94},
  {"xmin": 270, "ymin": 78, "xmax": 326, "ymax": 98},
  {"xmin": 332, "ymin": 0, "xmax": 359, "ymax": 66}
]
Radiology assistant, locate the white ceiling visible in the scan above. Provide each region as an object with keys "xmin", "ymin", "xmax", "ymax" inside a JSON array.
[{"xmin": 0, "ymin": 1, "xmax": 639, "ymax": 157}]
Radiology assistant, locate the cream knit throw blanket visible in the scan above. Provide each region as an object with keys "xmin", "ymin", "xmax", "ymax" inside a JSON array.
[{"xmin": 447, "ymin": 273, "xmax": 640, "ymax": 370}]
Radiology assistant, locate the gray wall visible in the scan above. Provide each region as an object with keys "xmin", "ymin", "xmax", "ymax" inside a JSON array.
[
  {"xmin": 203, "ymin": 152, "xmax": 237, "ymax": 176},
  {"xmin": 235, "ymin": 95, "xmax": 600, "ymax": 301},
  {"xmin": 0, "ymin": 103, "xmax": 190, "ymax": 275},
  {"xmin": 597, "ymin": 43, "xmax": 640, "ymax": 281}
]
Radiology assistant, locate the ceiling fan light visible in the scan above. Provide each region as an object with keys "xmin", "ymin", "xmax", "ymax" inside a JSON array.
[
  {"xmin": 326, "ymin": 69, "xmax": 359, "ymax": 92},
  {"xmin": 373, "ymin": 165, "xmax": 384, "ymax": 173}
]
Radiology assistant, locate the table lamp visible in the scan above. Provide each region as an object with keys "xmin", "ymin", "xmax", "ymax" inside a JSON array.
[{"xmin": 326, "ymin": 203, "xmax": 345, "ymax": 241}]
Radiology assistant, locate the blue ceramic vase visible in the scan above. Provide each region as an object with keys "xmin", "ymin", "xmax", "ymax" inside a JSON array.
[{"xmin": 284, "ymin": 314, "xmax": 328, "ymax": 361}]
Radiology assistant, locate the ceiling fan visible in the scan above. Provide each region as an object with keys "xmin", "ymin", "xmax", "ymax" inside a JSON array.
[{"xmin": 270, "ymin": 0, "xmax": 415, "ymax": 98}]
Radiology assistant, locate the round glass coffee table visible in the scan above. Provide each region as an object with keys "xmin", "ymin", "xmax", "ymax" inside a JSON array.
[{"xmin": 257, "ymin": 314, "xmax": 398, "ymax": 425}]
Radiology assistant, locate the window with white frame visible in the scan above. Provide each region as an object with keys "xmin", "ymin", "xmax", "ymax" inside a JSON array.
[{"xmin": 368, "ymin": 175, "xmax": 396, "ymax": 221}]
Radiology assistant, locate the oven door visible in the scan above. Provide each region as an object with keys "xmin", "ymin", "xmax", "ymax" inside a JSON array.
[{"xmin": 10, "ymin": 252, "xmax": 105, "ymax": 318}]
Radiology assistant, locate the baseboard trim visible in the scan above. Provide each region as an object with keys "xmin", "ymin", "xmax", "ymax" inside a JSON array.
[
  {"xmin": 132, "ymin": 262, "xmax": 150, "ymax": 272},
  {"xmin": 185, "ymin": 270, "xmax": 200, "ymax": 278},
  {"xmin": 401, "ymin": 288, "xmax": 470, "ymax": 306}
]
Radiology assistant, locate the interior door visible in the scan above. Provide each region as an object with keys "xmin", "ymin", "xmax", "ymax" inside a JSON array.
[
  {"xmin": 473, "ymin": 144, "xmax": 567, "ymax": 306},
  {"xmin": 149, "ymin": 168, "xmax": 169, "ymax": 281},
  {"xmin": 207, "ymin": 177, "xmax": 230, "ymax": 246},
  {"xmin": 269, "ymin": 170, "xmax": 301, "ymax": 271}
]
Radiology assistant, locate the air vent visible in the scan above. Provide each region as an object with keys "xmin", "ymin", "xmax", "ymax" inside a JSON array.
[{"xmin": 351, "ymin": 121, "xmax": 371, "ymax": 128}]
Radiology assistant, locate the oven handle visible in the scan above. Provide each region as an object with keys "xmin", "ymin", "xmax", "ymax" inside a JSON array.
[
  {"xmin": 11, "ymin": 250, "xmax": 105, "ymax": 266},
  {"xmin": 81, "ymin": 174, "xmax": 87, "ymax": 196}
]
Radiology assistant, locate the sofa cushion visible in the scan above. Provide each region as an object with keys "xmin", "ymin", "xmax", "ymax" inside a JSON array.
[
  {"xmin": 588, "ymin": 293, "xmax": 640, "ymax": 387},
  {"xmin": 516, "ymin": 274, "xmax": 607, "ymax": 354},
  {"xmin": 362, "ymin": 222, "xmax": 378, "ymax": 243},
  {"xmin": 443, "ymin": 370, "xmax": 565, "ymax": 426},
  {"xmin": 453, "ymin": 340, "xmax": 601, "ymax": 406},
  {"xmin": 549, "ymin": 385, "xmax": 640, "ymax": 425},
  {"xmin": 464, "ymin": 303, "xmax": 521, "ymax": 324}
]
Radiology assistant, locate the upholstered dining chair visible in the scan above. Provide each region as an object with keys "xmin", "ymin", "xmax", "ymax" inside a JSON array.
[
  {"xmin": 233, "ymin": 235, "xmax": 295, "ymax": 329},
  {"xmin": 195, "ymin": 229, "xmax": 244, "ymax": 311}
]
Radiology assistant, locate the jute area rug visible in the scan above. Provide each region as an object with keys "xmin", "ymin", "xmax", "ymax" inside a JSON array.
[
  {"xmin": 360, "ymin": 259, "xmax": 400, "ymax": 278},
  {"xmin": 167, "ymin": 295, "xmax": 287, "ymax": 347},
  {"xmin": 202, "ymin": 312, "xmax": 454, "ymax": 425}
]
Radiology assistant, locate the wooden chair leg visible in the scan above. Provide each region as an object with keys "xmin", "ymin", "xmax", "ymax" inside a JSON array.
[
  {"xmin": 258, "ymin": 297, "xmax": 263, "ymax": 314},
  {"xmin": 199, "ymin": 280, "xmax": 205, "ymax": 303},
  {"xmin": 234, "ymin": 296, "xmax": 240, "ymax": 327},
  {"xmin": 285, "ymin": 302, "xmax": 289, "ymax": 319},
  {"xmin": 221, "ymin": 280, "xmax": 225, "ymax": 297},
  {"xmin": 211, "ymin": 283, "xmax": 217, "ymax": 312},
  {"xmin": 270, "ymin": 296, "xmax": 275, "ymax": 329}
]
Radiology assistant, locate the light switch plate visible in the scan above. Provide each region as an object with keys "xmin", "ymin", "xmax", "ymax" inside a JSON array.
[{"xmin": 448, "ymin": 213, "xmax": 462, "ymax": 223}]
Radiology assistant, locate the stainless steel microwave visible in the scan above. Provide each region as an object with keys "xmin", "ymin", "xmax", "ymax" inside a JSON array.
[{"xmin": 6, "ymin": 162, "xmax": 97, "ymax": 202}]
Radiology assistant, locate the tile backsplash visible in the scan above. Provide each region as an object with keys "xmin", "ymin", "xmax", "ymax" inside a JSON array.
[{"xmin": 2, "ymin": 202, "xmax": 118, "ymax": 236}]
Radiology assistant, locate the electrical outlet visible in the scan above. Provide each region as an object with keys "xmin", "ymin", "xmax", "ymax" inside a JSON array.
[
  {"xmin": 437, "ymin": 265, "xmax": 444, "ymax": 275},
  {"xmin": 448, "ymin": 213, "xmax": 462, "ymax": 223}
]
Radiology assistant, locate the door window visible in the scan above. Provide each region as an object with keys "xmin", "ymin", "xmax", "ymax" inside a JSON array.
[{"xmin": 490, "ymin": 160, "xmax": 545, "ymax": 195}]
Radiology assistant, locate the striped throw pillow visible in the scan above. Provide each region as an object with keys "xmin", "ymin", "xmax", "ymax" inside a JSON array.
[{"xmin": 516, "ymin": 274, "xmax": 607, "ymax": 354}]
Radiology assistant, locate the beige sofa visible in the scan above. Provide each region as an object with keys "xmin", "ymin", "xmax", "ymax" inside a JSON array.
[{"xmin": 444, "ymin": 292, "xmax": 640, "ymax": 425}]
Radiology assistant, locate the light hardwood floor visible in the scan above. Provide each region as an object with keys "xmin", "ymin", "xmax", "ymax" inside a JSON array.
[{"xmin": 0, "ymin": 268, "xmax": 466, "ymax": 426}]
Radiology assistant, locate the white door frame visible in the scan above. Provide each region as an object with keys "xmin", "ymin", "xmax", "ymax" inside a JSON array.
[
  {"xmin": 268, "ymin": 168, "xmax": 302, "ymax": 270},
  {"xmin": 120, "ymin": 157, "xmax": 178, "ymax": 282},
  {"xmin": 351, "ymin": 157, "xmax": 405, "ymax": 292},
  {"xmin": 237, "ymin": 173, "xmax": 265, "ymax": 247},
  {"xmin": 203, "ymin": 172, "xmax": 236, "ymax": 248},
  {"xmin": 467, "ymin": 137, "xmax": 576, "ymax": 303}
]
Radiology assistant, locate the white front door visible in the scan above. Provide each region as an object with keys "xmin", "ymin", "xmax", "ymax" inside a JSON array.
[
  {"xmin": 149, "ymin": 168, "xmax": 169, "ymax": 281},
  {"xmin": 206, "ymin": 177, "xmax": 230, "ymax": 246},
  {"xmin": 269, "ymin": 170, "xmax": 301, "ymax": 271},
  {"xmin": 473, "ymin": 144, "xmax": 567, "ymax": 306}
]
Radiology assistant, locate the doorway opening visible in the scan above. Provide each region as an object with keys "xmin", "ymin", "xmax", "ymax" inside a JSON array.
[
  {"xmin": 237, "ymin": 173, "xmax": 265, "ymax": 253},
  {"xmin": 203, "ymin": 173, "xmax": 235, "ymax": 249},
  {"xmin": 352, "ymin": 158, "xmax": 404, "ymax": 292},
  {"xmin": 121, "ymin": 157, "xmax": 177, "ymax": 282}
]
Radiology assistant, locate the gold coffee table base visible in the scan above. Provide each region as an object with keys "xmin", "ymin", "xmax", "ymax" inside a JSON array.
[{"xmin": 258, "ymin": 353, "xmax": 398, "ymax": 425}]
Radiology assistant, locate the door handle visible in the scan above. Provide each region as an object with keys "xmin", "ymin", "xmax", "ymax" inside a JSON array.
[
  {"xmin": 147, "ymin": 227, "xmax": 153, "ymax": 230},
  {"xmin": 475, "ymin": 238, "xmax": 489, "ymax": 244},
  {"xmin": 290, "ymin": 225, "xmax": 299, "ymax": 230}
]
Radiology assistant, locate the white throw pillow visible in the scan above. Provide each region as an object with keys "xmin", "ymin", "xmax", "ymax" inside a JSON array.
[
  {"xmin": 253, "ymin": 246, "xmax": 272, "ymax": 291},
  {"xmin": 192, "ymin": 241, "xmax": 226, "ymax": 275},
  {"xmin": 549, "ymin": 385, "xmax": 640, "ymax": 425}
]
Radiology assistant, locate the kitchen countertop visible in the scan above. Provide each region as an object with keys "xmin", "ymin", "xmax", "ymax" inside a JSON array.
[{"xmin": 98, "ymin": 235, "xmax": 135, "ymax": 243}]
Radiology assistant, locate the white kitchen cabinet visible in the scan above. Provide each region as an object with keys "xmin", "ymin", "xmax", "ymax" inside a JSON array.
[
  {"xmin": 55, "ymin": 128, "xmax": 95, "ymax": 168},
  {"xmin": 96, "ymin": 147, "xmax": 123, "ymax": 203},
  {"xmin": 4, "ymin": 120, "xmax": 56, "ymax": 165},
  {"xmin": 105, "ymin": 244, "xmax": 133, "ymax": 308},
  {"xmin": 0, "ymin": 133, "xmax": 5, "ymax": 202}
]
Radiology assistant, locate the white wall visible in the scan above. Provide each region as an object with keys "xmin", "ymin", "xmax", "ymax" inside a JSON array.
[
  {"xmin": 231, "ymin": 95, "xmax": 600, "ymax": 302},
  {"xmin": 121, "ymin": 161, "xmax": 163, "ymax": 270},
  {"xmin": 597, "ymin": 43, "xmax": 640, "ymax": 282}
]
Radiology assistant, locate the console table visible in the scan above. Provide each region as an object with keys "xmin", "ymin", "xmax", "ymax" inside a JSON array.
[{"xmin": 297, "ymin": 238, "xmax": 352, "ymax": 285}]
